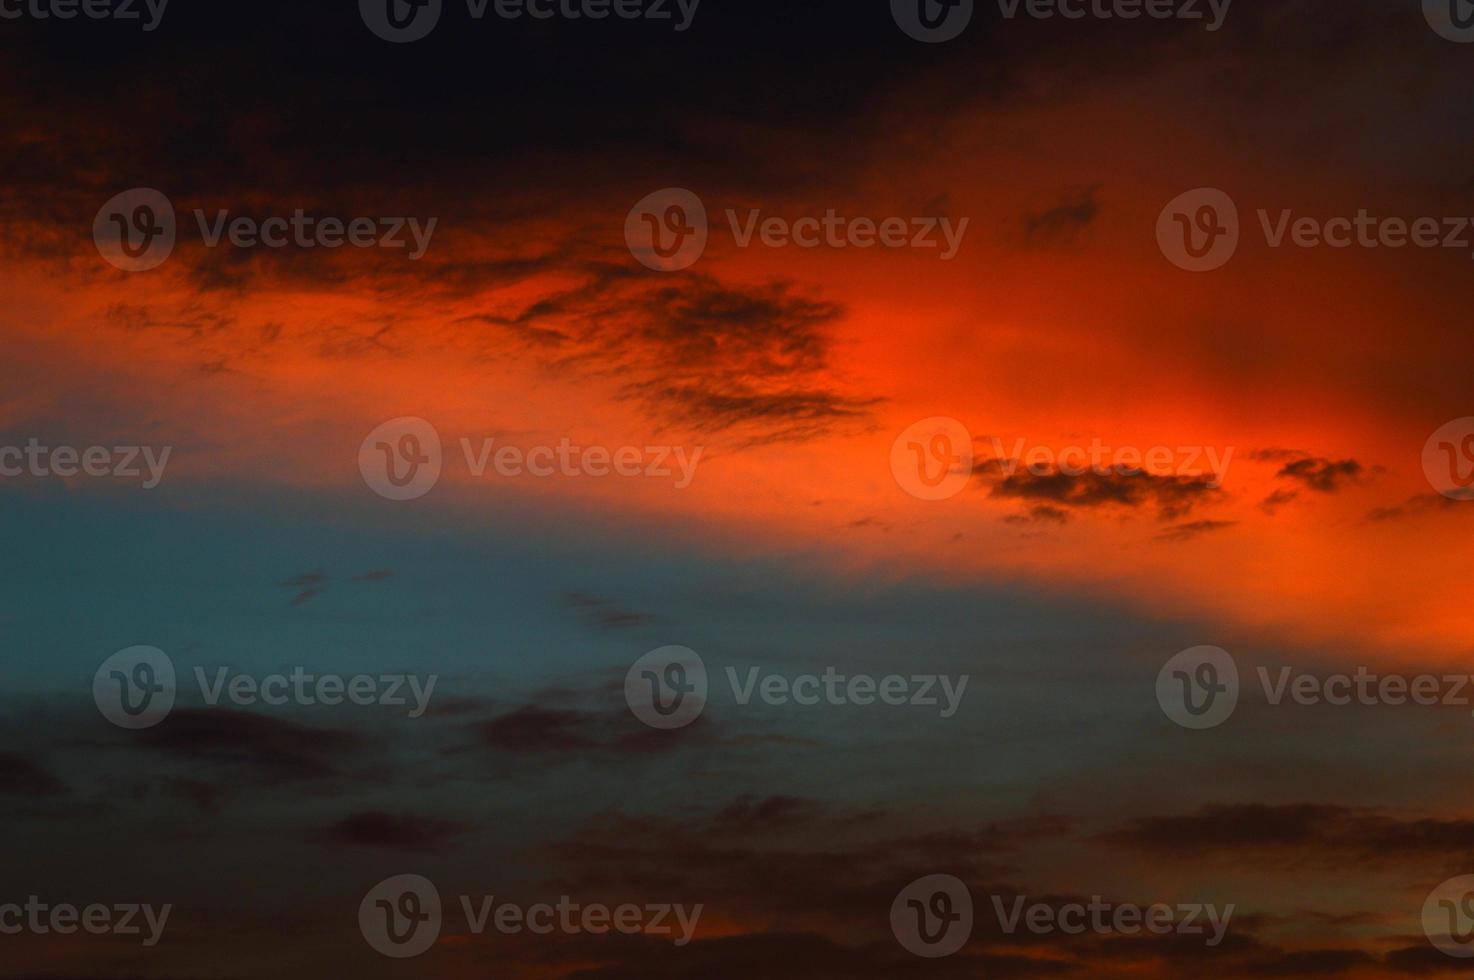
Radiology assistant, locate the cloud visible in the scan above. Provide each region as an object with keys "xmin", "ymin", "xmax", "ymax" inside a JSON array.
[
  {"xmin": 564, "ymin": 591, "xmax": 660, "ymax": 631},
  {"xmin": 136, "ymin": 708, "xmax": 367, "ymax": 783},
  {"xmin": 1155, "ymin": 520, "xmax": 1238, "ymax": 543},
  {"xmin": 278, "ymin": 567, "xmax": 394, "ymax": 605},
  {"xmin": 1021, "ymin": 186, "xmax": 1101, "ymax": 247},
  {"xmin": 711, "ymin": 795, "xmax": 883, "ymax": 835},
  {"xmin": 318, "ymin": 811, "xmax": 470, "ymax": 851},
  {"xmin": 469, "ymin": 703, "xmax": 719, "ymax": 758},
  {"xmin": 0, "ymin": 751, "xmax": 68, "ymax": 797},
  {"xmin": 473, "ymin": 706, "xmax": 606, "ymax": 753},
  {"xmin": 544, "ymin": 800, "xmax": 1070, "ymax": 936},
  {"xmin": 978, "ymin": 461, "xmax": 1223, "ymax": 521},
  {"xmin": 1366, "ymin": 494, "xmax": 1465, "ymax": 523},
  {"xmin": 1260, "ymin": 488, "xmax": 1300, "ymax": 514},
  {"xmin": 280, "ymin": 568, "xmax": 328, "ymax": 607},
  {"xmin": 1002, "ymin": 505, "xmax": 1071, "ymax": 526},
  {"xmin": 1252, "ymin": 450, "xmax": 1367, "ymax": 494},
  {"xmin": 481, "ymin": 272, "xmax": 880, "ymax": 445},
  {"xmin": 1098, "ymin": 803, "xmax": 1474, "ymax": 864}
]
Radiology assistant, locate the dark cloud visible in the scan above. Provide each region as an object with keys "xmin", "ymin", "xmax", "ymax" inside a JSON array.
[
  {"xmin": 711, "ymin": 795, "xmax": 883, "ymax": 835},
  {"xmin": 1252, "ymin": 451, "xmax": 1366, "ymax": 494},
  {"xmin": 454, "ymin": 267, "xmax": 879, "ymax": 445},
  {"xmin": 487, "ymin": 272, "xmax": 879, "ymax": 444},
  {"xmin": 474, "ymin": 706, "xmax": 604, "ymax": 753},
  {"xmin": 1155, "ymin": 520, "xmax": 1238, "ymax": 543},
  {"xmin": 280, "ymin": 568, "xmax": 328, "ymax": 606},
  {"xmin": 978, "ymin": 460, "xmax": 1222, "ymax": 521},
  {"xmin": 0, "ymin": 751, "xmax": 68, "ymax": 797},
  {"xmin": 1021, "ymin": 186, "xmax": 1101, "ymax": 247},
  {"xmin": 563, "ymin": 592, "xmax": 660, "ymax": 631},
  {"xmin": 1099, "ymin": 803, "xmax": 1474, "ymax": 863},
  {"xmin": 318, "ymin": 811, "xmax": 470, "ymax": 851},
  {"xmin": 533, "ymin": 802, "xmax": 1439, "ymax": 977},
  {"xmin": 543, "ymin": 800, "xmax": 1072, "ymax": 940},
  {"xmin": 1277, "ymin": 459, "xmax": 1365, "ymax": 494},
  {"xmin": 152, "ymin": 776, "xmax": 228, "ymax": 816},
  {"xmin": 1240, "ymin": 948, "xmax": 1378, "ymax": 976},
  {"xmin": 515, "ymin": 932, "xmax": 1067, "ymax": 979},
  {"xmin": 469, "ymin": 703, "xmax": 717, "ymax": 758},
  {"xmin": 1002, "ymin": 505, "xmax": 1071, "ymax": 526},
  {"xmin": 1250, "ymin": 448, "xmax": 1309, "ymax": 464},
  {"xmin": 136, "ymin": 708, "xmax": 367, "ymax": 783},
  {"xmin": 1260, "ymin": 488, "xmax": 1300, "ymax": 514},
  {"xmin": 1383, "ymin": 943, "xmax": 1474, "ymax": 974},
  {"xmin": 1366, "ymin": 494, "xmax": 1465, "ymax": 523}
]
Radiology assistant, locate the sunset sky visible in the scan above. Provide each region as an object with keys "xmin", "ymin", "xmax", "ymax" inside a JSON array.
[{"xmin": 2, "ymin": 0, "xmax": 1474, "ymax": 976}]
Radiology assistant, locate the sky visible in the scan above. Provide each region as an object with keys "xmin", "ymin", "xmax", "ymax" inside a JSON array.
[{"xmin": 2, "ymin": 0, "xmax": 1474, "ymax": 976}]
